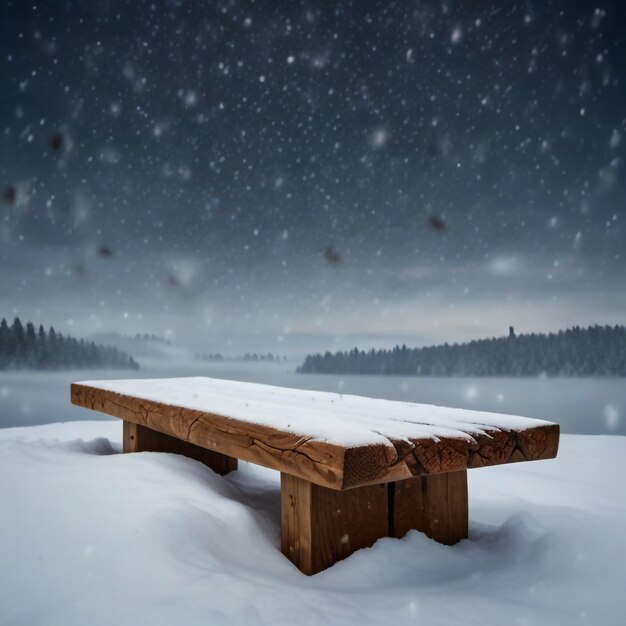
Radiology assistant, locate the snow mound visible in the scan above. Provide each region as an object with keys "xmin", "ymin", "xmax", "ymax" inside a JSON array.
[{"xmin": 1, "ymin": 421, "xmax": 625, "ymax": 626}]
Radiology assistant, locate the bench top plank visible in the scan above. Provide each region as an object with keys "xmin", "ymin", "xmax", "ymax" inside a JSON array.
[{"xmin": 71, "ymin": 377, "xmax": 559, "ymax": 490}]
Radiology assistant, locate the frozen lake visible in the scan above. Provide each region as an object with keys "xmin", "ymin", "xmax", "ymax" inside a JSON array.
[{"xmin": 0, "ymin": 360, "xmax": 624, "ymax": 435}]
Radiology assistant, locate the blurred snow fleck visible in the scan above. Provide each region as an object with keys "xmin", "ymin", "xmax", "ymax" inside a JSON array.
[
  {"xmin": 371, "ymin": 128, "xmax": 389, "ymax": 149},
  {"xmin": 122, "ymin": 63, "xmax": 146, "ymax": 93},
  {"xmin": 167, "ymin": 258, "xmax": 198, "ymax": 289},
  {"xmin": 180, "ymin": 89, "xmax": 198, "ymax": 108},
  {"xmin": 99, "ymin": 147, "xmax": 121, "ymax": 164},
  {"xmin": 598, "ymin": 163, "xmax": 617, "ymax": 191},
  {"xmin": 451, "ymin": 25, "xmax": 463, "ymax": 45},
  {"xmin": 72, "ymin": 191, "xmax": 91, "ymax": 226},
  {"xmin": 310, "ymin": 51, "xmax": 330, "ymax": 69},
  {"xmin": 489, "ymin": 256, "xmax": 520, "ymax": 276},
  {"xmin": 591, "ymin": 8, "xmax": 606, "ymax": 29},
  {"xmin": 464, "ymin": 385, "xmax": 478, "ymax": 400},
  {"xmin": 603, "ymin": 404, "xmax": 620, "ymax": 431},
  {"xmin": 609, "ymin": 129, "xmax": 621, "ymax": 149}
]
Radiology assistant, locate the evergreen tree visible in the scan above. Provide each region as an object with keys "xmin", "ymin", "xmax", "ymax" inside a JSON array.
[
  {"xmin": 48, "ymin": 327, "xmax": 58, "ymax": 367},
  {"xmin": 37, "ymin": 324, "xmax": 48, "ymax": 367},
  {"xmin": 12, "ymin": 317, "xmax": 26, "ymax": 363},
  {"xmin": 0, "ymin": 319, "xmax": 10, "ymax": 368},
  {"xmin": 25, "ymin": 322, "xmax": 37, "ymax": 367}
]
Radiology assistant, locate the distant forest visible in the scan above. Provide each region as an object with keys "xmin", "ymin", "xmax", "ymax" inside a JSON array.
[
  {"xmin": 0, "ymin": 317, "xmax": 139, "ymax": 370},
  {"xmin": 92, "ymin": 332, "xmax": 172, "ymax": 346},
  {"xmin": 195, "ymin": 352, "xmax": 287, "ymax": 362},
  {"xmin": 297, "ymin": 325, "xmax": 626, "ymax": 377}
]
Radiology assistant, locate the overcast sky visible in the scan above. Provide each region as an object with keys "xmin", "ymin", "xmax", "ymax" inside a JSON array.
[{"xmin": 1, "ymin": 0, "xmax": 625, "ymax": 356}]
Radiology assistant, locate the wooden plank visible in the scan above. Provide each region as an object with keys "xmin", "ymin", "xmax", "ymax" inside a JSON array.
[
  {"xmin": 123, "ymin": 421, "xmax": 237, "ymax": 474},
  {"xmin": 71, "ymin": 381, "xmax": 559, "ymax": 490},
  {"xmin": 72, "ymin": 383, "xmax": 387, "ymax": 490},
  {"xmin": 390, "ymin": 471, "xmax": 468, "ymax": 544},
  {"xmin": 281, "ymin": 474, "xmax": 388, "ymax": 575}
]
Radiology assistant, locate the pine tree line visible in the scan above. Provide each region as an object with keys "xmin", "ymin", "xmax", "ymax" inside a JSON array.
[
  {"xmin": 297, "ymin": 325, "xmax": 626, "ymax": 377},
  {"xmin": 0, "ymin": 317, "xmax": 140, "ymax": 370},
  {"xmin": 195, "ymin": 352, "xmax": 287, "ymax": 362}
]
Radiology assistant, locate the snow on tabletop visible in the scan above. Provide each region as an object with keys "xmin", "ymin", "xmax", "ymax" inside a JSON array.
[{"xmin": 75, "ymin": 376, "xmax": 556, "ymax": 447}]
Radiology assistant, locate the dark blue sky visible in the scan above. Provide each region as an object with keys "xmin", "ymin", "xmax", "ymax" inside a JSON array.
[{"xmin": 1, "ymin": 0, "xmax": 625, "ymax": 354}]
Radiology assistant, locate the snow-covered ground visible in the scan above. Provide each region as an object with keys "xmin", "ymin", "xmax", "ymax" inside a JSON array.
[{"xmin": 1, "ymin": 421, "xmax": 625, "ymax": 626}]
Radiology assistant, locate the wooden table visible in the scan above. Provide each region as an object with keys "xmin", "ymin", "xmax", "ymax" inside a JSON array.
[{"xmin": 71, "ymin": 377, "xmax": 559, "ymax": 575}]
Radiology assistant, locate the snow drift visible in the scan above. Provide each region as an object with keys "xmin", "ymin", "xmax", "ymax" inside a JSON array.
[{"xmin": 1, "ymin": 421, "xmax": 625, "ymax": 626}]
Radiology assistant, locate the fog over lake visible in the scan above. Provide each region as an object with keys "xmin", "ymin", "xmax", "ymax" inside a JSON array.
[{"xmin": 1, "ymin": 360, "xmax": 623, "ymax": 436}]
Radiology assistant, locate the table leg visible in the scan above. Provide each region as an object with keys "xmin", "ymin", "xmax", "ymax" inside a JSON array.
[
  {"xmin": 280, "ymin": 473, "xmax": 388, "ymax": 575},
  {"xmin": 281, "ymin": 471, "xmax": 468, "ymax": 574},
  {"xmin": 123, "ymin": 420, "xmax": 237, "ymax": 475},
  {"xmin": 390, "ymin": 470, "xmax": 468, "ymax": 544}
]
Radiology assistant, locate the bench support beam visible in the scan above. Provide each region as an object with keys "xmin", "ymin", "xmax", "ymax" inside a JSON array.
[
  {"xmin": 281, "ymin": 471, "xmax": 468, "ymax": 575},
  {"xmin": 280, "ymin": 473, "xmax": 388, "ymax": 575},
  {"xmin": 390, "ymin": 471, "xmax": 468, "ymax": 544},
  {"xmin": 123, "ymin": 421, "xmax": 237, "ymax": 475}
]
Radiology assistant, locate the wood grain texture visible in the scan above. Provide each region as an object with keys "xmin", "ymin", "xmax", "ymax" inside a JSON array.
[
  {"xmin": 123, "ymin": 421, "xmax": 237, "ymax": 474},
  {"xmin": 281, "ymin": 473, "xmax": 388, "ymax": 575},
  {"xmin": 390, "ymin": 471, "xmax": 468, "ymax": 544},
  {"xmin": 71, "ymin": 382, "xmax": 559, "ymax": 490}
]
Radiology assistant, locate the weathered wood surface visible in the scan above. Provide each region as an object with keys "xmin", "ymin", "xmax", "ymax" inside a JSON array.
[
  {"xmin": 390, "ymin": 471, "xmax": 468, "ymax": 544},
  {"xmin": 71, "ymin": 378, "xmax": 559, "ymax": 490},
  {"xmin": 123, "ymin": 421, "xmax": 237, "ymax": 474},
  {"xmin": 281, "ymin": 473, "xmax": 388, "ymax": 575}
]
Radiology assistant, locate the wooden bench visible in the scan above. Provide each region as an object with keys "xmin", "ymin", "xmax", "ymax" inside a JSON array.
[{"xmin": 71, "ymin": 377, "xmax": 559, "ymax": 575}]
